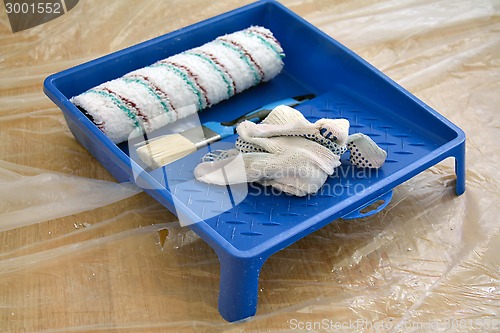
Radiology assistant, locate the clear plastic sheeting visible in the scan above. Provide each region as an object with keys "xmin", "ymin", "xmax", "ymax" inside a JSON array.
[{"xmin": 0, "ymin": 0, "xmax": 498, "ymax": 331}]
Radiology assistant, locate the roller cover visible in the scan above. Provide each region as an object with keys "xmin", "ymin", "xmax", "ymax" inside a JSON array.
[{"xmin": 71, "ymin": 26, "xmax": 285, "ymax": 144}]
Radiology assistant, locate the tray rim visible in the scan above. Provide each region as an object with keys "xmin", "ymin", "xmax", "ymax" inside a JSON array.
[{"xmin": 43, "ymin": 0, "xmax": 466, "ymax": 260}]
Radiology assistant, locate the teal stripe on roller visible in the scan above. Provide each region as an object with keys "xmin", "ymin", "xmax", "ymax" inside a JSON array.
[
  {"xmin": 152, "ymin": 62, "xmax": 205, "ymax": 111},
  {"xmin": 86, "ymin": 89, "xmax": 140, "ymax": 128},
  {"xmin": 216, "ymin": 40, "xmax": 261, "ymax": 85},
  {"xmin": 122, "ymin": 77, "xmax": 171, "ymax": 114}
]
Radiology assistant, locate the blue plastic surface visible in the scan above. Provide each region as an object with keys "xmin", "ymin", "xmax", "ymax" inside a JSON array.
[
  {"xmin": 202, "ymin": 96, "xmax": 304, "ymax": 140},
  {"xmin": 43, "ymin": 0, "xmax": 466, "ymax": 322},
  {"xmin": 342, "ymin": 190, "xmax": 393, "ymax": 220}
]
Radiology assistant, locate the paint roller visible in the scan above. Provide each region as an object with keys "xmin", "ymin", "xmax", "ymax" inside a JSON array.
[{"xmin": 71, "ymin": 26, "xmax": 285, "ymax": 144}]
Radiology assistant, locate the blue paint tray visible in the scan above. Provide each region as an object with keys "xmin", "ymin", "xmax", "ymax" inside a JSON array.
[{"xmin": 44, "ymin": 0, "xmax": 465, "ymax": 322}]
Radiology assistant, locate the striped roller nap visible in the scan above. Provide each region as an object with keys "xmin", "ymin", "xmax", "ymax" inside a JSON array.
[{"xmin": 71, "ymin": 26, "xmax": 285, "ymax": 144}]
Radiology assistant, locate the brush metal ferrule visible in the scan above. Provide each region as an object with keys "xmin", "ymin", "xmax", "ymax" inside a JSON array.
[{"xmin": 181, "ymin": 126, "xmax": 222, "ymax": 149}]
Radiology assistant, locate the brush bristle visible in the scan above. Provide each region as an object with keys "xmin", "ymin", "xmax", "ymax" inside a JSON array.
[{"xmin": 136, "ymin": 134, "xmax": 197, "ymax": 168}]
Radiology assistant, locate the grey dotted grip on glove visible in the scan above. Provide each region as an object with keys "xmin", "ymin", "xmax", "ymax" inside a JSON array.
[{"xmin": 194, "ymin": 105, "xmax": 387, "ymax": 196}]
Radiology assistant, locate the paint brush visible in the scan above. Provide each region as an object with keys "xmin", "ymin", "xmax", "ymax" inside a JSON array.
[{"xmin": 136, "ymin": 94, "xmax": 314, "ymax": 168}]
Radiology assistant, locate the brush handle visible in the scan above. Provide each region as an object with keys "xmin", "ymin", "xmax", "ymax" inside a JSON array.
[
  {"xmin": 204, "ymin": 94, "xmax": 315, "ymax": 140},
  {"xmin": 220, "ymin": 94, "xmax": 314, "ymax": 127},
  {"xmin": 220, "ymin": 107, "xmax": 273, "ymax": 127}
]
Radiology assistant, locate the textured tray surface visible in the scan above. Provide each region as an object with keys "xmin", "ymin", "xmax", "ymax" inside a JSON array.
[
  {"xmin": 43, "ymin": 0, "xmax": 464, "ymax": 257},
  {"xmin": 152, "ymin": 90, "xmax": 449, "ymax": 252},
  {"xmin": 43, "ymin": 0, "xmax": 466, "ymax": 322}
]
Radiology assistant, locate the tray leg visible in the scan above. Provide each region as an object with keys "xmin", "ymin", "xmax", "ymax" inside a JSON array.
[
  {"xmin": 454, "ymin": 143, "xmax": 466, "ymax": 196},
  {"xmin": 217, "ymin": 255, "xmax": 264, "ymax": 322}
]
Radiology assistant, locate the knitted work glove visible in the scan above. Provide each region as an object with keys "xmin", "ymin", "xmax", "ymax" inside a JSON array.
[{"xmin": 194, "ymin": 105, "xmax": 386, "ymax": 196}]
